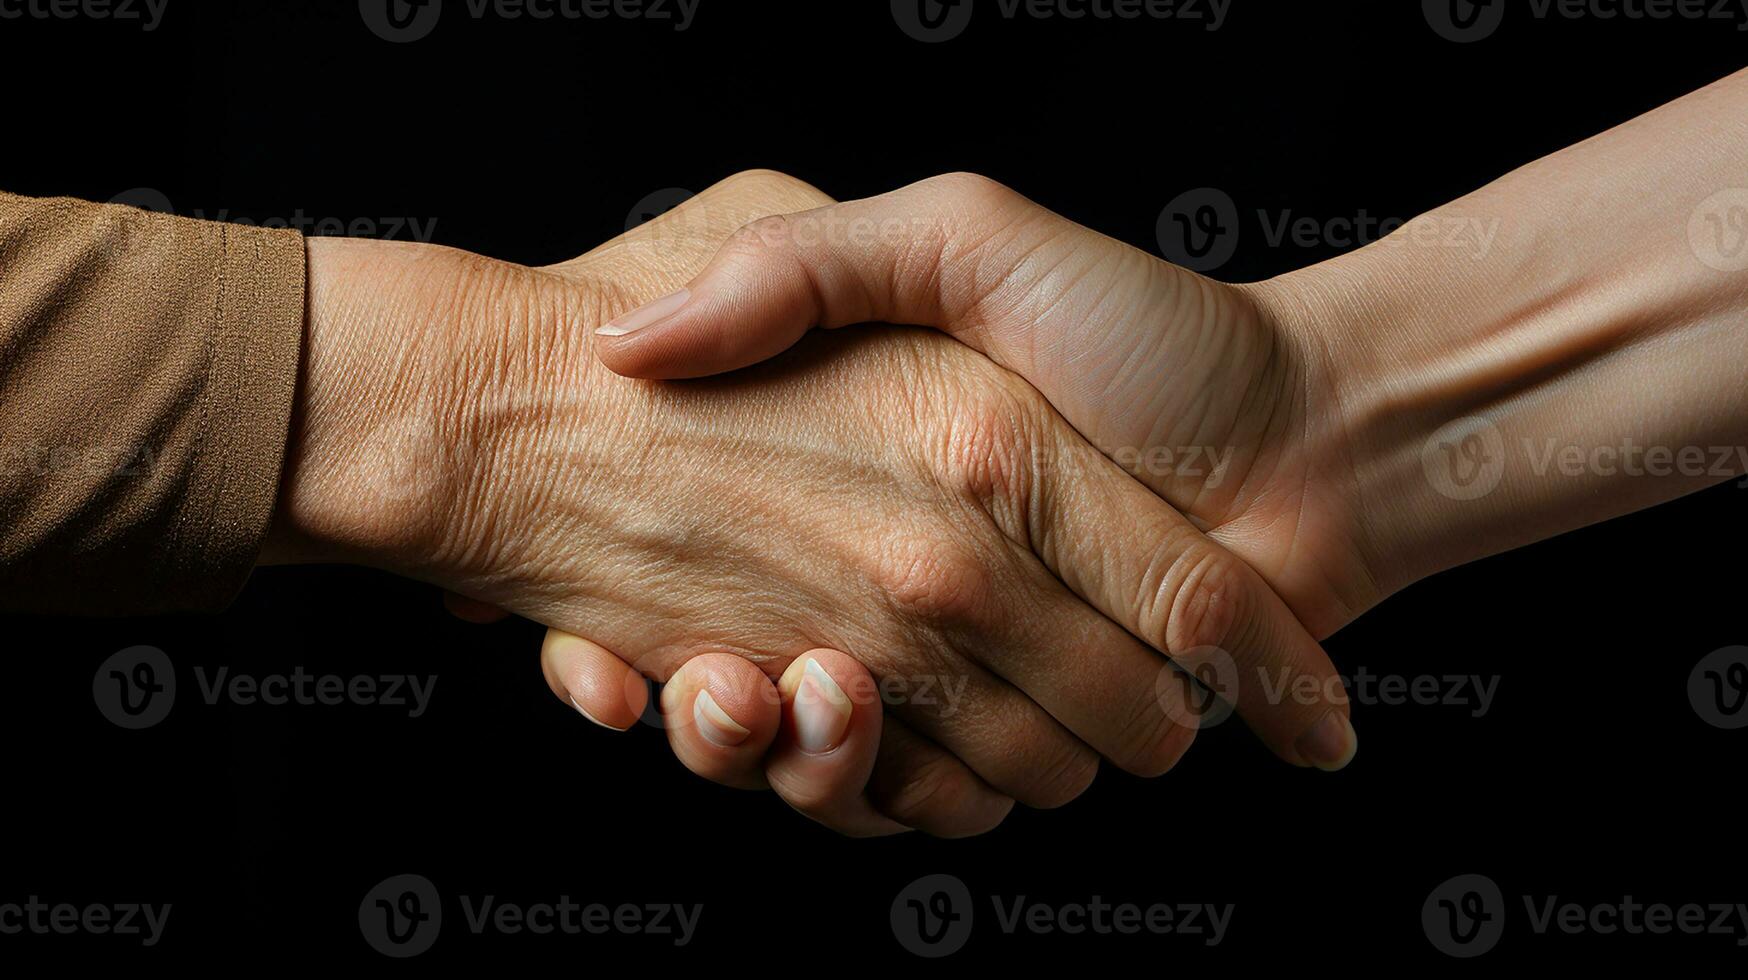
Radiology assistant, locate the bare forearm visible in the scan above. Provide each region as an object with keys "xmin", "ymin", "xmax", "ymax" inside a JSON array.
[{"xmin": 1281, "ymin": 67, "xmax": 1748, "ymax": 591}]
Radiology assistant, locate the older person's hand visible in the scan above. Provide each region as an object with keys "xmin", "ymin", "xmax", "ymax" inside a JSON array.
[{"xmin": 265, "ymin": 170, "xmax": 1354, "ymax": 838}]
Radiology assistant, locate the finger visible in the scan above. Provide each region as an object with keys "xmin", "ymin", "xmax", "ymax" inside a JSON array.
[
  {"xmin": 762, "ymin": 649, "xmax": 907, "ymax": 837},
  {"xmin": 442, "ymin": 591, "xmax": 510, "ymax": 623},
  {"xmin": 862, "ymin": 635, "xmax": 1101, "ymax": 810},
  {"xmin": 1033, "ymin": 444, "xmax": 1358, "ymax": 771},
  {"xmin": 954, "ymin": 564, "xmax": 1201, "ymax": 779},
  {"xmin": 868, "ymin": 718, "xmax": 1015, "ymax": 838},
  {"xmin": 544, "ymin": 169, "xmax": 836, "ymax": 288},
  {"xmin": 593, "ymin": 172, "xmax": 1081, "ymax": 379},
  {"xmin": 657, "ymin": 654, "xmax": 781, "ymax": 792},
  {"xmin": 540, "ymin": 629, "xmax": 649, "ymax": 732}
]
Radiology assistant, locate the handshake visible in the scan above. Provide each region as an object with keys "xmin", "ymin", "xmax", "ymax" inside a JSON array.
[{"xmin": 262, "ymin": 70, "xmax": 1748, "ymax": 835}]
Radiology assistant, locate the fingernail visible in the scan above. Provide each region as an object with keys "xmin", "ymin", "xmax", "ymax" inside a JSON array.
[
  {"xmin": 793, "ymin": 658, "xmax": 852, "ymax": 753},
  {"xmin": 1295, "ymin": 711, "xmax": 1357, "ymax": 771},
  {"xmin": 595, "ymin": 288, "xmax": 690, "ymax": 337},
  {"xmin": 571, "ymin": 695, "xmax": 629, "ymax": 732},
  {"xmin": 693, "ymin": 689, "xmax": 750, "ymax": 747}
]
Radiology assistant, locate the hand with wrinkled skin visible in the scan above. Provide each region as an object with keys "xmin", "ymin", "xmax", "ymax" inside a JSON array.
[
  {"xmin": 262, "ymin": 170, "xmax": 1357, "ymax": 838},
  {"xmin": 597, "ymin": 70, "xmax": 1748, "ymax": 741}
]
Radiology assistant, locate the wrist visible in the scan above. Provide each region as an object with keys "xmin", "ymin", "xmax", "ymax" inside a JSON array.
[
  {"xmin": 264, "ymin": 237, "xmax": 523, "ymax": 574},
  {"xmin": 1244, "ymin": 246, "xmax": 1473, "ymax": 599}
]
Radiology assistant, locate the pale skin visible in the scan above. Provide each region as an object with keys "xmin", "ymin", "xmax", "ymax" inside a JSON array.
[
  {"xmin": 263, "ymin": 172, "xmax": 1356, "ymax": 840},
  {"xmin": 561, "ymin": 67, "xmax": 1748, "ymax": 826}
]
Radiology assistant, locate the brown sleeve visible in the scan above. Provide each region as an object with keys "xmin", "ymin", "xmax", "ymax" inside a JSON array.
[{"xmin": 0, "ymin": 192, "xmax": 306, "ymax": 614}]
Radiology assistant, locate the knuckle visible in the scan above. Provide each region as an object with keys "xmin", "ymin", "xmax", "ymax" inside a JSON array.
[
  {"xmin": 938, "ymin": 381, "xmax": 1036, "ymax": 503},
  {"xmin": 926, "ymin": 171, "xmax": 1020, "ymax": 210},
  {"xmin": 726, "ymin": 213, "xmax": 798, "ymax": 257},
  {"xmin": 719, "ymin": 167, "xmax": 803, "ymax": 190},
  {"xmin": 1153, "ymin": 542, "xmax": 1248, "ymax": 656},
  {"xmin": 716, "ymin": 168, "xmax": 821, "ymax": 206},
  {"xmin": 871, "ymin": 535, "xmax": 994, "ymax": 626}
]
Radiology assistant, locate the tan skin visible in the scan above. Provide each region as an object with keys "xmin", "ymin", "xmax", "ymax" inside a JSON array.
[
  {"xmin": 574, "ymin": 68, "xmax": 1748, "ymax": 825},
  {"xmin": 263, "ymin": 171, "xmax": 1355, "ymax": 839}
]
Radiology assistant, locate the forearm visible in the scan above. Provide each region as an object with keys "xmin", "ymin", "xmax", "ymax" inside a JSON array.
[{"xmin": 1276, "ymin": 67, "xmax": 1748, "ymax": 593}]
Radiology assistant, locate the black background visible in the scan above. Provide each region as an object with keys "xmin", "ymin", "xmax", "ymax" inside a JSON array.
[{"xmin": 3, "ymin": 0, "xmax": 1744, "ymax": 968}]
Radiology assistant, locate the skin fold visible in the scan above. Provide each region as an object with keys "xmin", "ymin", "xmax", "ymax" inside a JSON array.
[{"xmin": 261, "ymin": 172, "xmax": 1355, "ymax": 839}]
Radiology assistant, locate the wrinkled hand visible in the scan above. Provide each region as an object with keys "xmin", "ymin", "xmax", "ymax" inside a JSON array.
[
  {"xmin": 265, "ymin": 171, "xmax": 1353, "ymax": 842},
  {"xmin": 595, "ymin": 173, "xmax": 1384, "ymax": 641}
]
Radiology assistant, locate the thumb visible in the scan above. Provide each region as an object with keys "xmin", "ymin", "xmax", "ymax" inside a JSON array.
[{"xmin": 592, "ymin": 172, "xmax": 1080, "ymax": 379}]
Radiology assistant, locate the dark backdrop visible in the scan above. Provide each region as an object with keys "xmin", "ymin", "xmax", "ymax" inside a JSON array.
[{"xmin": 3, "ymin": 0, "xmax": 1744, "ymax": 968}]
